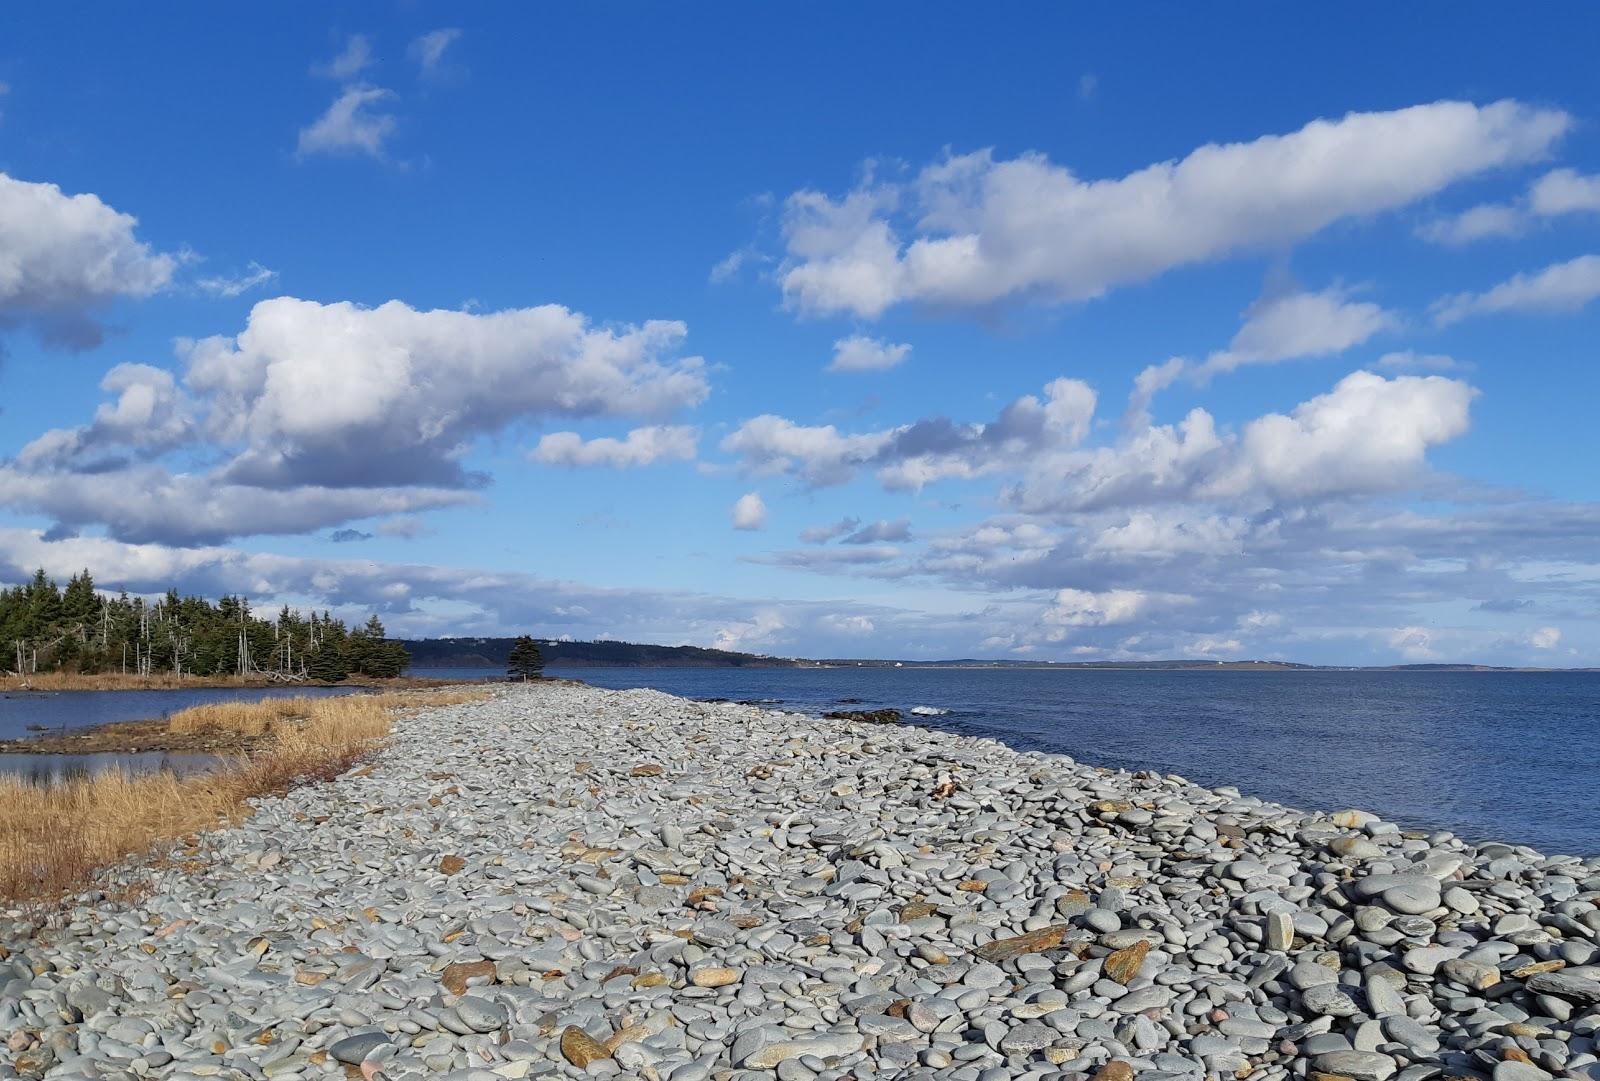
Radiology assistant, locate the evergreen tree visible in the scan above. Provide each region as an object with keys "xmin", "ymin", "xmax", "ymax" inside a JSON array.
[
  {"xmin": 61, "ymin": 571, "xmax": 99, "ymax": 623},
  {"xmin": 346, "ymin": 614, "xmax": 408, "ymax": 677},
  {"xmin": 308, "ymin": 643, "xmax": 349, "ymax": 682},
  {"xmin": 507, "ymin": 636, "xmax": 545, "ymax": 680},
  {"xmin": 27, "ymin": 570, "xmax": 62, "ymax": 631}
]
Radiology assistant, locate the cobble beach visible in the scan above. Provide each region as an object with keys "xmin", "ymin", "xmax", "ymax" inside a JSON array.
[{"xmin": 3, "ymin": 683, "xmax": 1598, "ymax": 1081}]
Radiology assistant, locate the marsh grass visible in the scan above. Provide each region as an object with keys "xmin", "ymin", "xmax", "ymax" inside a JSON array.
[
  {"xmin": 165, "ymin": 696, "xmax": 323, "ymax": 737},
  {"xmin": 0, "ymin": 689, "xmax": 487, "ymax": 903}
]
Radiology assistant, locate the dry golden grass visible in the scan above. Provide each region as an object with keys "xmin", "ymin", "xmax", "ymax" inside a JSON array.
[
  {"xmin": 165, "ymin": 695, "xmax": 324, "ymax": 737},
  {"xmin": 0, "ymin": 689, "xmax": 488, "ymax": 903}
]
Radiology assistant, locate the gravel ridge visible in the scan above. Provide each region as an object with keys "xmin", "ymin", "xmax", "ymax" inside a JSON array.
[{"xmin": 3, "ymin": 682, "xmax": 1599, "ymax": 1081}]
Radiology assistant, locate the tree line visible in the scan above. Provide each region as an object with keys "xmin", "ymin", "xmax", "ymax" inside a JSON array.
[{"xmin": 1, "ymin": 569, "xmax": 409, "ymax": 681}]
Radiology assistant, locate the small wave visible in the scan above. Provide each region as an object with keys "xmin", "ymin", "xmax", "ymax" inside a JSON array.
[{"xmin": 909, "ymin": 705, "xmax": 949, "ymax": 716}]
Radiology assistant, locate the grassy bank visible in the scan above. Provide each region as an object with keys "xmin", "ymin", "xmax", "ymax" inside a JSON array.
[{"xmin": 0, "ymin": 689, "xmax": 487, "ymax": 904}]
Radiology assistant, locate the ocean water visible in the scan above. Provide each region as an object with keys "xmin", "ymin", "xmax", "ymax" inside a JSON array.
[{"xmin": 412, "ymin": 665, "xmax": 1600, "ymax": 855}]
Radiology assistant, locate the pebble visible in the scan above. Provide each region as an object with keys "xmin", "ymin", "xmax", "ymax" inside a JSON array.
[
  {"xmin": 1302, "ymin": 984, "xmax": 1361, "ymax": 1017},
  {"xmin": 689, "ymin": 966, "xmax": 741, "ymax": 987},
  {"xmin": 329, "ymin": 1032, "xmax": 390, "ymax": 1065},
  {"xmin": 740, "ymin": 1033, "xmax": 865, "ymax": 1068},
  {"xmin": 999, "ymin": 1022, "xmax": 1056, "ymax": 1055},
  {"xmin": 1526, "ymin": 971, "xmax": 1600, "ymax": 1003},
  {"xmin": 1266, "ymin": 910, "xmax": 1295, "ymax": 951},
  {"xmin": 1494, "ymin": 1062, "xmax": 1554, "ymax": 1081},
  {"xmin": 453, "ymin": 996, "xmax": 507, "ymax": 1033},
  {"xmin": 1314, "ymin": 1050, "xmax": 1399, "ymax": 1081}
]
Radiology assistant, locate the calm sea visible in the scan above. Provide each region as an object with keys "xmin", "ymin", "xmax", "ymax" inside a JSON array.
[{"xmin": 412, "ymin": 665, "xmax": 1600, "ymax": 856}]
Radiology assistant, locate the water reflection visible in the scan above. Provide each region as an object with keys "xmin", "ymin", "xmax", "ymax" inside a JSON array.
[{"xmin": 0, "ymin": 751, "xmax": 226, "ymax": 785}]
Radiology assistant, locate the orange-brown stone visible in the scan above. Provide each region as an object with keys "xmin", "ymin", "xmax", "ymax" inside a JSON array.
[
  {"xmin": 559, "ymin": 1027, "xmax": 610, "ymax": 1067},
  {"xmin": 974, "ymin": 924, "xmax": 1070, "ymax": 962},
  {"xmin": 1105, "ymin": 940, "xmax": 1150, "ymax": 985},
  {"xmin": 440, "ymin": 959, "xmax": 495, "ymax": 995},
  {"xmin": 1092, "ymin": 1061, "xmax": 1135, "ymax": 1081}
]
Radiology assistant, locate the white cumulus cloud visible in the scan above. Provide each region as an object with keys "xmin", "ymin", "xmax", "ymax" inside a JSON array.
[
  {"xmin": 731, "ymin": 492, "xmax": 768, "ymax": 531},
  {"xmin": 724, "ymin": 377, "xmax": 1096, "ymax": 490},
  {"xmin": 721, "ymin": 416, "xmax": 895, "ymax": 487},
  {"xmin": 297, "ymin": 85, "xmax": 398, "ymax": 159},
  {"xmin": 1089, "ymin": 511, "xmax": 1248, "ymax": 560},
  {"xmin": 1417, "ymin": 202, "xmax": 1527, "ymax": 246},
  {"xmin": 3, "ymin": 296, "xmax": 711, "ymax": 545},
  {"xmin": 184, "ymin": 297, "xmax": 708, "ymax": 489},
  {"xmin": 0, "ymin": 465, "xmax": 476, "ymax": 546},
  {"xmin": 1129, "ymin": 287, "xmax": 1396, "ymax": 421},
  {"xmin": 1014, "ymin": 371, "xmax": 1476, "ymax": 513},
  {"xmin": 1432, "ymin": 254, "xmax": 1600, "ymax": 325},
  {"xmin": 19, "ymin": 364, "xmax": 192, "ymax": 468},
  {"xmin": 0, "ymin": 172, "xmax": 175, "ymax": 347},
  {"xmin": 1196, "ymin": 288, "xmax": 1397, "ymax": 378},
  {"xmin": 312, "ymin": 35, "xmax": 374, "ymax": 80},
  {"xmin": 195, "ymin": 261, "xmax": 278, "ymax": 298},
  {"xmin": 532, "ymin": 425, "xmax": 698, "ymax": 468},
  {"xmin": 828, "ymin": 335, "xmax": 911, "ymax": 373},
  {"xmin": 1528, "ymin": 626, "xmax": 1562, "ymax": 650},
  {"xmin": 1419, "ymin": 168, "xmax": 1600, "ymax": 246},
  {"xmin": 779, "ymin": 100, "xmax": 1568, "ymax": 318},
  {"xmin": 1043, "ymin": 588, "xmax": 1189, "ymax": 628},
  {"xmin": 1529, "ymin": 169, "xmax": 1600, "ymax": 216},
  {"xmin": 408, "ymin": 29, "xmax": 461, "ymax": 76},
  {"xmin": 1211, "ymin": 371, "xmax": 1476, "ymax": 501},
  {"xmin": 1388, "ymin": 625, "xmax": 1437, "ymax": 660}
]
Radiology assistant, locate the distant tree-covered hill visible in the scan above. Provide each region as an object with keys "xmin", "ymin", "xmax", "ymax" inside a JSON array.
[{"xmin": 400, "ymin": 637, "xmax": 805, "ymax": 669}]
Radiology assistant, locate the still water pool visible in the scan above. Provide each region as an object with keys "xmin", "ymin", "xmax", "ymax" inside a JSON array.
[
  {"xmin": 0, "ymin": 685, "xmax": 364, "ymax": 783},
  {"xmin": 0, "ymin": 684, "xmax": 362, "ymax": 741}
]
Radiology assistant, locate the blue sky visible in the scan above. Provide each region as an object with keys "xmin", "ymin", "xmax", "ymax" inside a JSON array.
[{"xmin": 2, "ymin": 6, "xmax": 1599, "ymax": 664}]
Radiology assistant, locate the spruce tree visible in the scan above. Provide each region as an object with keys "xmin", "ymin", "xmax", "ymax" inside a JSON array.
[
  {"xmin": 507, "ymin": 636, "xmax": 544, "ymax": 680},
  {"xmin": 308, "ymin": 644, "xmax": 348, "ymax": 682},
  {"xmin": 344, "ymin": 614, "xmax": 409, "ymax": 677},
  {"xmin": 61, "ymin": 571, "xmax": 99, "ymax": 623}
]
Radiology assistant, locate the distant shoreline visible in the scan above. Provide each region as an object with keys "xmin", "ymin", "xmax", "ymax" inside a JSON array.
[
  {"xmin": 416, "ymin": 659, "xmax": 1600, "ymax": 674},
  {"xmin": 402, "ymin": 635, "xmax": 1600, "ymax": 673}
]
